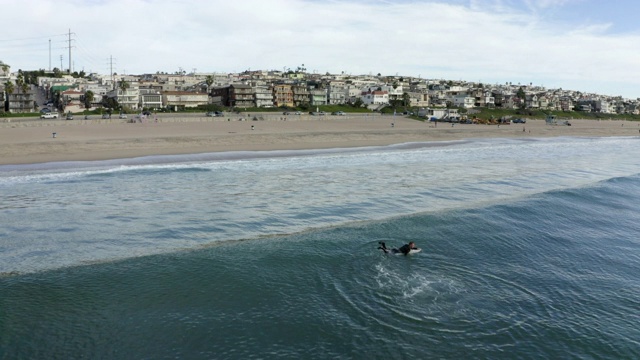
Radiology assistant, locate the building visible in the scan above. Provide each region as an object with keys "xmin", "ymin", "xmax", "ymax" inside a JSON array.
[
  {"xmin": 107, "ymin": 82, "xmax": 140, "ymax": 110},
  {"xmin": 272, "ymin": 84, "xmax": 294, "ymax": 107},
  {"xmin": 139, "ymin": 87, "xmax": 163, "ymax": 110},
  {"xmin": 309, "ymin": 88, "xmax": 327, "ymax": 106},
  {"xmin": 6, "ymin": 85, "xmax": 35, "ymax": 113},
  {"xmin": 292, "ymin": 84, "xmax": 310, "ymax": 107},
  {"xmin": 252, "ymin": 82, "xmax": 274, "ymax": 108},
  {"xmin": 162, "ymin": 91, "xmax": 208, "ymax": 110},
  {"xmin": 229, "ymin": 84, "xmax": 254, "ymax": 108},
  {"xmin": 452, "ymin": 94, "xmax": 475, "ymax": 108},
  {"xmin": 361, "ymin": 89, "xmax": 389, "ymax": 106},
  {"xmin": 60, "ymin": 89, "xmax": 85, "ymax": 112},
  {"xmin": 327, "ymin": 81, "xmax": 347, "ymax": 104}
]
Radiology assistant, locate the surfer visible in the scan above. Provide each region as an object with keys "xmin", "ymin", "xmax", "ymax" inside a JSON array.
[{"xmin": 378, "ymin": 241, "xmax": 418, "ymax": 255}]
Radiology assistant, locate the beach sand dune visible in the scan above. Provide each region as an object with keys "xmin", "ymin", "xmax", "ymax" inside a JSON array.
[{"xmin": 1, "ymin": 115, "xmax": 637, "ymax": 165}]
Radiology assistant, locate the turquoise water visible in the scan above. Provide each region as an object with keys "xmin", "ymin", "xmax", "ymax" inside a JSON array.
[{"xmin": 1, "ymin": 137, "xmax": 640, "ymax": 359}]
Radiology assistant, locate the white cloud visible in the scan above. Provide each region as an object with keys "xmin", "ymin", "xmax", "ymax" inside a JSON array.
[{"xmin": 1, "ymin": 0, "xmax": 638, "ymax": 98}]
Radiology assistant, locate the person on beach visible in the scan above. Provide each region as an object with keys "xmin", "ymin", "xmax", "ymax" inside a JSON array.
[{"xmin": 378, "ymin": 241, "xmax": 418, "ymax": 255}]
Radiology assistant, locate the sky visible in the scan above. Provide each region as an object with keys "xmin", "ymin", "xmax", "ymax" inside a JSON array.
[{"xmin": 1, "ymin": 0, "xmax": 639, "ymax": 99}]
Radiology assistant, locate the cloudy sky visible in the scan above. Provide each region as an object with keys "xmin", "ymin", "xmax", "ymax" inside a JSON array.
[{"xmin": 2, "ymin": 0, "xmax": 639, "ymax": 98}]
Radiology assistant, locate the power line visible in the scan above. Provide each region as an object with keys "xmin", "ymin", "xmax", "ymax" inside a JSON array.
[{"xmin": 0, "ymin": 33, "xmax": 67, "ymax": 42}]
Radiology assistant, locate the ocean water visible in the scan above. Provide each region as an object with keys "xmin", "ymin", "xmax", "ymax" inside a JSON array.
[{"xmin": 1, "ymin": 136, "xmax": 639, "ymax": 359}]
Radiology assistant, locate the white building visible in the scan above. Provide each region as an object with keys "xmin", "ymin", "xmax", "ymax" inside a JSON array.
[
  {"xmin": 452, "ymin": 94, "xmax": 475, "ymax": 108},
  {"xmin": 251, "ymin": 82, "xmax": 274, "ymax": 108},
  {"xmin": 361, "ymin": 89, "xmax": 389, "ymax": 106}
]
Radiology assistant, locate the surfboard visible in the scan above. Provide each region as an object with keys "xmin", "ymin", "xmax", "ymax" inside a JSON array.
[{"xmin": 397, "ymin": 248, "xmax": 421, "ymax": 255}]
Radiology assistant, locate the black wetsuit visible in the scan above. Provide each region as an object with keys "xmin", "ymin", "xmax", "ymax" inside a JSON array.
[
  {"xmin": 397, "ymin": 244, "xmax": 412, "ymax": 255},
  {"xmin": 378, "ymin": 242, "xmax": 414, "ymax": 255}
]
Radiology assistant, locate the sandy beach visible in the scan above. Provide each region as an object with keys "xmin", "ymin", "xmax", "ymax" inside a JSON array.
[{"xmin": 1, "ymin": 113, "xmax": 638, "ymax": 165}]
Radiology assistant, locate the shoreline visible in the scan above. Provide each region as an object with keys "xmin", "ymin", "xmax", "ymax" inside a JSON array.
[{"xmin": 1, "ymin": 115, "xmax": 638, "ymax": 166}]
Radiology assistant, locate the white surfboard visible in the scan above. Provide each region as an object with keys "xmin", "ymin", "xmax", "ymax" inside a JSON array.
[{"xmin": 396, "ymin": 248, "xmax": 421, "ymax": 255}]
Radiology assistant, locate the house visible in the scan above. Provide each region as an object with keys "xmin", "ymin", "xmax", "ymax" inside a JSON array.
[
  {"xmin": 60, "ymin": 89, "xmax": 85, "ymax": 112},
  {"xmin": 309, "ymin": 88, "xmax": 327, "ymax": 106},
  {"xmin": 139, "ymin": 87, "xmax": 163, "ymax": 110},
  {"xmin": 452, "ymin": 94, "xmax": 475, "ymax": 109},
  {"xmin": 361, "ymin": 89, "xmax": 389, "ymax": 106},
  {"xmin": 380, "ymin": 84, "xmax": 403, "ymax": 102},
  {"xmin": 525, "ymin": 94, "xmax": 539, "ymax": 108},
  {"xmin": 0, "ymin": 61, "xmax": 10, "ymax": 82},
  {"xmin": 407, "ymin": 91, "xmax": 429, "ymax": 107},
  {"xmin": 162, "ymin": 91, "xmax": 208, "ymax": 110}
]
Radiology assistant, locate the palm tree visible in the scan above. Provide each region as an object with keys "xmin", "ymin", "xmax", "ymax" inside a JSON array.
[
  {"xmin": 119, "ymin": 79, "xmax": 130, "ymax": 94},
  {"xmin": 118, "ymin": 80, "xmax": 130, "ymax": 110},
  {"xmin": 3, "ymin": 81, "xmax": 13, "ymax": 112},
  {"xmin": 205, "ymin": 75, "xmax": 213, "ymax": 93},
  {"xmin": 15, "ymin": 74, "xmax": 26, "ymax": 112}
]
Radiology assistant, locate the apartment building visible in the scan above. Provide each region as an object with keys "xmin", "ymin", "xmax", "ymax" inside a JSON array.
[
  {"xmin": 272, "ymin": 84, "xmax": 294, "ymax": 107},
  {"xmin": 292, "ymin": 84, "xmax": 310, "ymax": 107},
  {"xmin": 230, "ymin": 84, "xmax": 254, "ymax": 108},
  {"xmin": 251, "ymin": 82, "xmax": 274, "ymax": 108}
]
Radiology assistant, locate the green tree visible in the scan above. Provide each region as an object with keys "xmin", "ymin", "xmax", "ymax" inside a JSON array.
[
  {"xmin": 103, "ymin": 96, "xmax": 119, "ymax": 110},
  {"xmin": 516, "ymin": 87, "xmax": 526, "ymax": 100},
  {"xmin": 84, "ymin": 90, "xmax": 95, "ymax": 109},
  {"xmin": 402, "ymin": 92, "xmax": 411, "ymax": 107}
]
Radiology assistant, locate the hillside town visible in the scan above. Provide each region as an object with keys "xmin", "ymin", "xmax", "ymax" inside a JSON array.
[{"xmin": 2, "ymin": 60, "xmax": 639, "ymax": 117}]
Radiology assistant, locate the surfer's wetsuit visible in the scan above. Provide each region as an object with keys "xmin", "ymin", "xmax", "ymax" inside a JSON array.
[
  {"xmin": 397, "ymin": 243, "xmax": 412, "ymax": 255},
  {"xmin": 378, "ymin": 242, "xmax": 415, "ymax": 255}
]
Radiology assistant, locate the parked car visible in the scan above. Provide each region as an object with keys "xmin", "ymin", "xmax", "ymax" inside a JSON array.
[
  {"xmin": 40, "ymin": 108, "xmax": 51, "ymax": 113},
  {"xmin": 40, "ymin": 112, "xmax": 59, "ymax": 119},
  {"xmin": 283, "ymin": 111, "xmax": 291, "ymax": 115},
  {"xmin": 102, "ymin": 114, "xmax": 110, "ymax": 119},
  {"xmin": 214, "ymin": 111, "xmax": 224, "ymax": 117},
  {"xmin": 66, "ymin": 113, "xmax": 74, "ymax": 120},
  {"xmin": 206, "ymin": 112, "xmax": 215, "ymax": 117},
  {"xmin": 142, "ymin": 111, "xmax": 151, "ymax": 116},
  {"xmin": 512, "ymin": 118, "xmax": 526, "ymax": 123},
  {"xmin": 294, "ymin": 111, "xmax": 302, "ymax": 115},
  {"xmin": 119, "ymin": 114, "xmax": 127, "ymax": 119},
  {"xmin": 331, "ymin": 111, "xmax": 346, "ymax": 116}
]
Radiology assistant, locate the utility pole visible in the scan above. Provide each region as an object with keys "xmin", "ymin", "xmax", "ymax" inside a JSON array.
[
  {"xmin": 49, "ymin": 39, "xmax": 51, "ymax": 71},
  {"xmin": 110, "ymin": 55, "xmax": 115, "ymax": 90},
  {"xmin": 67, "ymin": 29, "xmax": 75, "ymax": 73}
]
